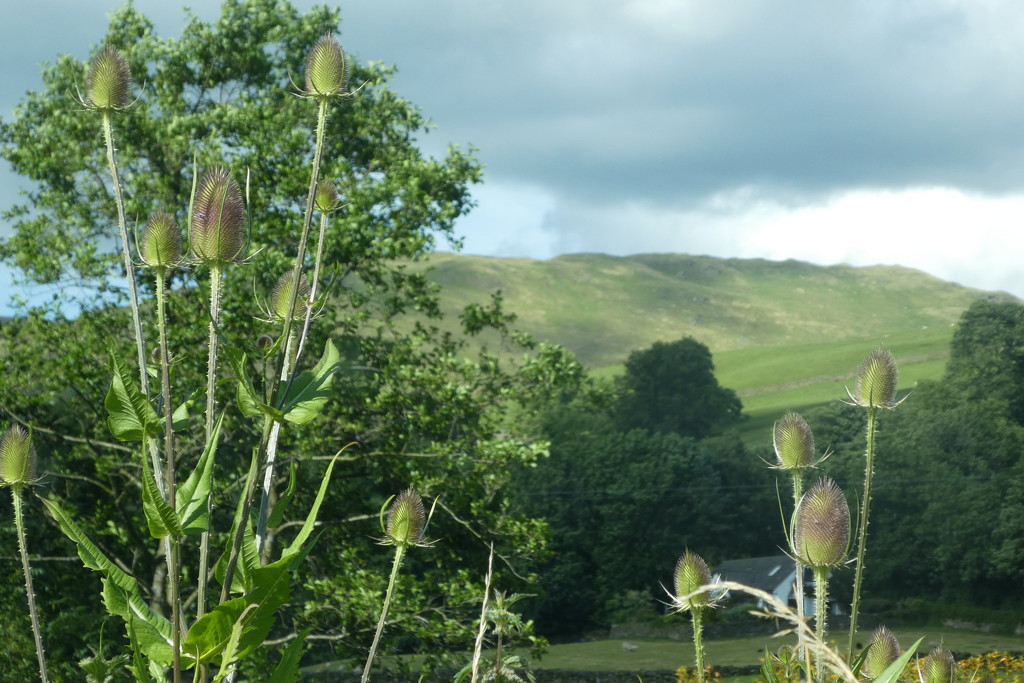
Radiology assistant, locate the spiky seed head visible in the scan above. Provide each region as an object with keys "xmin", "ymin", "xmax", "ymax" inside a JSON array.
[
  {"xmin": 773, "ymin": 412, "xmax": 816, "ymax": 470},
  {"xmin": 140, "ymin": 210, "xmax": 183, "ymax": 269},
  {"xmin": 923, "ymin": 646, "xmax": 956, "ymax": 683},
  {"xmin": 304, "ymin": 33, "xmax": 348, "ymax": 97},
  {"xmin": 256, "ymin": 334, "xmax": 274, "ymax": 352},
  {"xmin": 270, "ymin": 270, "xmax": 311, "ymax": 321},
  {"xmin": 386, "ymin": 489, "xmax": 426, "ymax": 546},
  {"xmin": 191, "ymin": 168, "xmax": 246, "ymax": 264},
  {"xmin": 673, "ymin": 550, "xmax": 712, "ymax": 611},
  {"xmin": 791, "ymin": 477, "xmax": 850, "ymax": 569},
  {"xmin": 0, "ymin": 425, "xmax": 37, "ymax": 489},
  {"xmin": 862, "ymin": 626, "xmax": 900, "ymax": 679},
  {"xmin": 87, "ymin": 45, "xmax": 132, "ymax": 110},
  {"xmin": 853, "ymin": 348, "xmax": 899, "ymax": 409},
  {"xmin": 314, "ymin": 179, "xmax": 339, "ymax": 212}
]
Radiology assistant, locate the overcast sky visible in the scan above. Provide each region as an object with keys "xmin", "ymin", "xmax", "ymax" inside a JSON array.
[{"xmin": 4, "ymin": 0, "xmax": 1024, "ymax": 315}]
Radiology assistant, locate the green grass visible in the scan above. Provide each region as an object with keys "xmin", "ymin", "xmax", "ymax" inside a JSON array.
[{"xmin": 519, "ymin": 627, "xmax": 1024, "ymax": 673}]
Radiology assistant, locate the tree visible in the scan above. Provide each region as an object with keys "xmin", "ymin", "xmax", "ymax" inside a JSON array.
[
  {"xmin": 616, "ymin": 337, "xmax": 742, "ymax": 438},
  {"xmin": 0, "ymin": 1, "xmax": 584, "ymax": 673}
]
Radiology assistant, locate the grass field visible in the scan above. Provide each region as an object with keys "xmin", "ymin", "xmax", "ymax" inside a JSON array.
[{"xmin": 522, "ymin": 626, "xmax": 1024, "ymax": 672}]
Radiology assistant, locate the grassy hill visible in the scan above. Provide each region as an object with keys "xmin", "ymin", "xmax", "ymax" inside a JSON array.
[{"xmin": 414, "ymin": 252, "xmax": 1017, "ymax": 435}]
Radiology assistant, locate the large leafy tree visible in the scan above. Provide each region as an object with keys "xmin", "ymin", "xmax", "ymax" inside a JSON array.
[{"xmin": 0, "ymin": 1, "xmax": 582, "ymax": 674}]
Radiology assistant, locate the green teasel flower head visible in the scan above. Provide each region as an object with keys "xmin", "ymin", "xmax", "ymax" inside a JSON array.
[
  {"xmin": 304, "ymin": 33, "xmax": 348, "ymax": 97},
  {"xmin": 314, "ymin": 179, "xmax": 341, "ymax": 212},
  {"xmin": 848, "ymin": 348, "xmax": 904, "ymax": 410},
  {"xmin": 772, "ymin": 412, "xmax": 818, "ymax": 471},
  {"xmin": 382, "ymin": 489, "xmax": 429, "ymax": 547},
  {"xmin": 862, "ymin": 626, "xmax": 900, "ymax": 680},
  {"xmin": 0, "ymin": 425, "xmax": 38, "ymax": 490},
  {"xmin": 790, "ymin": 477, "xmax": 850, "ymax": 569},
  {"xmin": 139, "ymin": 210, "xmax": 183, "ymax": 269},
  {"xmin": 922, "ymin": 646, "xmax": 956, "ymax": 683},
  {"xmin": 672, "ymin": 550, "xmax": 714, "ymax": 612},
  {"xmin": 86, "ymin": 45, "xmax": 132, "ymax": 110},
  {"xmin": 190, "ymin": 167, "xmax": 247, "ymax": 265},
  {"xmin": 270, "ymin": 270, "xmax": 311, "ymax": 322}
]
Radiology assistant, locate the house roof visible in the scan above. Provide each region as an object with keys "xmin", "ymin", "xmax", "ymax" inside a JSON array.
[{"xmin": 715, "ymin": 555, "xmax": 794, "ymax": 593}]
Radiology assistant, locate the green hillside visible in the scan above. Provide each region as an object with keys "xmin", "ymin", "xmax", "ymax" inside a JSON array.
[{"xmin": 414, "ymin": 252, "xmax": 1017, "ymax": 430}]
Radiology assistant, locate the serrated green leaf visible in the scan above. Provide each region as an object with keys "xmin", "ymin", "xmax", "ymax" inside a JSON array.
[
  {"xmin": 268, "ymin": 628, "xmax": 309, "ymax": 683},
  {"xmin": 213, "ymin": 604, "xmax": 259, "ymax": 682},
  {"xmin": 223, "ymin": 345, "xmax": 278, "ymax": 419},
  {"xmin": 40, "ymin": 496, "xmax": 137, "ymax": 592},
  {"xmin": 183, "ymin": 597, "xmax": 247, "ymax": 666},
  {"xmin": 266, "ymin": 460, "xmax": 298, "ymax": 529},
  {"xmin": 176, "ymin": 413, "xmax": 223, "ymax": 535},
  {"xmin": 873, "ymin": 636, "xmax": 924, "ymax": 683},
  {"xmin": 141, "ymin": 452, "xmax": 182, "ymax": 538},
  {"xmin": 216, "ymin": 452, "xmax": 260, "ymax": 595},
  {"xmin": 281, "ymin": 446, "xmax": 345, "ymax": 558},
  {"xmin": 106, "ymin": 353, "xmax": 159, "ymax": 441},
  {"xmin": 103, "ymin": 578, "xmax": 174, "ymax": 666},
  {"xmin": 278, "ymin": 339, "xmax": 340, "ymax": 424}
]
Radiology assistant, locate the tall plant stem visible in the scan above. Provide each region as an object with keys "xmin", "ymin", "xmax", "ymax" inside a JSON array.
[
  {"xmin": 197, "ymin": 263, "xmax": 225, "ymax": 622},
  {"xmin": 254, "ymin": 95, "xmax": 330, "ymax": 554},
  {"xmin": 13, "ymin": 489, "xmax": 49, "ymax": 683},
  {"xmin": 255, "ymin": 329, "xmax": 296, "ymax": 556},
  {"xmin": 691, "ymin": 607, "xmax": 706, "ymax": 683},
  {"xmin": 361, "ymin": 545, "xmax": 406, "ymax": 683},
  {"xmin": 847, "ymin": 406, "xmax": 879, "ymax": 659},
  {"xmin": 155, "ymin": 269, "xmax": 182, "ymax": 682},
  {"xmin": 813, "ymin": 567, "xmax": 830, "ymax": 683},
  {"xmin": 101, "ymin": 111, "xmax": 166, "ymax": 494},
  {"xmin": 790, "ymin": 473, "xmax": 813, "ymax": 678}
]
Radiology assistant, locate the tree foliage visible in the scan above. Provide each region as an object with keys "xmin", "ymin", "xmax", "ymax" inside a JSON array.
[{"xmin": 616, "ymin": 337, "xmax": 743, "ymax": 439}]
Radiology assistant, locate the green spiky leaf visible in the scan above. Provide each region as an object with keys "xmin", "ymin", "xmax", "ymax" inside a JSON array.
[
  {"xmin": 278, "ymin": 338, "xmax": 340, "ymax": 424},
  {"xmin": 106, "ymin": 353, "xmax": 159, "ymax": 441},
  {"xmin": 176, "ymin": 413, "xmax": 224, "ymax": 534}
]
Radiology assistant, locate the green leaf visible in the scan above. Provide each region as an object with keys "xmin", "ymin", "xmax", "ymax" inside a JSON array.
[
  {"xmin": 141, "ymin": 451, "xmax": 182, "ymax": 538},
  {"xmin": 182, "ymin": 597, "xmax": 247, "ymax": 666},
  {"xmin": 266, "ymin": 459, "xmax": 298, "ymax": 529},
  {"xmin": 278, "ymin": 339, "xmax": 340, "ymax": 424},
  {"xmin": 176, "ymin": 412, "xmax": 223, "ymax": 535},
  {"xmin": 213, "ymin": 604, "xmax": 259, "ymax": 682},
  {"xmin": 105, "ymin": 352, "xmax": 159, "ymax": 441},
  {"xmin": 103, "ymin": 578, "xmax": 174, "ymax": 666},
  {"xmin": 267, "ymin": 628, "xmax": 310, "ymax": 683},
  {"xmin": 216, "ymin": 452, "xmax": 260, "ymax": 595},
  {"xmin": 873, "ymin": 636, "xmax": 924, "ymax": 683},
  {"xmin": 171, "ymin": 388, "xmax": 201, "ymax": 432},
  {"xmin": 40, "ymin": 496, "xmax": 137, "ymax": 591},
  {"xmin": 223, "ymin": 345, "xmax": 279, "ymax": 420},
  {"xmin": 281, "ymin": 446, "xmax": 345, "ymax": 558}
]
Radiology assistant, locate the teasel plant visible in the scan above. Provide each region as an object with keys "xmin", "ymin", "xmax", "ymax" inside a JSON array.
[
  {"xmin": 137, "ymin": 210, "xmax": 188, "ymax": 680},
  {"xmin": 919, "ymin": 646, "xmax": 956, "ymax": 683},
  {"xmin": 844, "ymin": 348, "xmax": 905, "ymax": 659},
  {"xmin": 79, "ymin": 45, "xmax": 168, "ymax": 497},
  {"xmin": 861, "ymin": 626, "xmax": 900, "ymax": 680},
  {"xmin": 789, "ymin": 476, "xmax": 850, "ymax": 683},
  {"xmin": 671, "ymin": 550, "xmax": 720, "ymax": 683},
  {"xmin": 362, "ymin": 489, "xmax": 435, "ymax": 683},
  {"xmin": 771, "ymin": 411, "xmax": 828, "ymax": 672},
  {"xmin": 1, "ymin": 425, "xmax": 49, "ymax": 683},
  {"xmin": 220, "ymin": 32, "xmax": 352, "ymax": 597}
]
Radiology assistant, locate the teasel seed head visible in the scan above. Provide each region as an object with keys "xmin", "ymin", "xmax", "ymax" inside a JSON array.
[
  {"xmin": 314, "ymin": 179, "xmax": 340, "ymax": 212},
  {"xmin": 922, "ymin": 646, "xmax": 956, "ymax": 683},
  {"xmin": 86, "ymin": 45, "xmax": 132, "ymax": 110},
  {"xmin": 862, "ymin": 626, "xmax": 900, "ymax": 679},
  {"xmin": 256, "ymin": 334, "xmax": 274, "ymax": 352},
  {"xmin": 773, "ymin": 412, "xmax": 816, "ymax": 471},
  {"xmin": 270, "ymin": 270, "xmax": 311, "ymax": 321},
  {"xmin": 791, "ymin": 477, "xmax": 850, "ymax": 569},
  {"xmin": 850, "ymin": 348, "xmax": 900, "ymax": 409},
  {"xmin": 140, "ymin": 210, "xmax": 183, "ymax": 269},
  {"xmin": 191, "ymin": 168, "xmax": 246, "ymax": 265},
  {"xmin": 386, "ymin": 489, "xmax": 426, "ymax": 547},
  {"xmin": 304, "ymin": 33, "xmax": 348, "ymax": 97},
  {"xmin": 673, "ymin": 550, "xmax": 712, "ymax": 611},
  {"xmin": 0, "ymin": 425, "xmax": 37, "ymax": 490}
]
